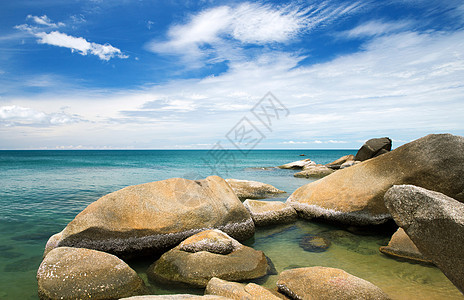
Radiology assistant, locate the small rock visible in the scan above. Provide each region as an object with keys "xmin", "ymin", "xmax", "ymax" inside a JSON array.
[
  {"xmin": 326, "ymin": 154, "xmax": 355, "ymax": 169},
  {"xmin": 355, "ymin": 137, "xmax": 392, "ymax": 161},
  {"xmin": 294, "ymin": 165, "xmax": 334, "ymax": 178},
  {"xmin": 379, "ymin": 228, "xmax": 432, "ymax": 264},
  {"xmin": 278, "ymin": 159, "xmax": 315, "ymax": 169},
  {"xmin": 277, "ymin": 267, "xmax": 391, "ymax": 300},
  {"xmin": 299, "ymin": 234, "xmax": 331, "ymax": 252},
  {"xmin": 225, "ymin": 179, "xmax": 285, "ymax": 201},
  {"xmin": 340, "ymin": 160, "xmax": 360, "ymax": 169},
  {"xmin": 243, "ymin": 200, "xmax": 297, "ymax": 226}
]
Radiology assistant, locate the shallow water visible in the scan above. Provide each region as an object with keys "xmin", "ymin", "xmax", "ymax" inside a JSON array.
[{"xmin": 0, "ymin": 150, "xmax": 461, "ymax": 299}]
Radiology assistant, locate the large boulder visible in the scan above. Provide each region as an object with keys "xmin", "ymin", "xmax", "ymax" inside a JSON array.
[
  {"xmin": 121, "ymin": 296, "xmax": 229, "ymax": 300},
  {"xmin": 277, "ymin": 267, "xmax": 390, "ymax": 300},
  {"xmin": 205, "ymin": 277, "xmax": 280, "ymax": 300},
  {"xmin": 44, "ymin": 176, "xmax": 254, "ymax": 258},
  {"xmin": 326, "ymin": 154, "xmax": 355, "ymax": 169},
  {"xmin": 243, "ymin": 199, "xmax": 297, "ymax": 226},
  {"xmin": 355, "ymin": 137, "xmax": 392, "ymax": 161},
  {"xmin": 225, "ymin": 179, "xmax": 285, "ymax": 201},
  {"xmin": 147, "ymin": 230, "xmax": 270, "ymax": 288},
  {"xmin": 384, "ymin": 185, "xmax": 464, "ymax": 294},
  {"xmin": 37, "ymin": 247, "xmax": 146, "ymax": 300},
  {"xmin": 294, "ymin": 165, "xmax": 334, "ymax": 178},
  {"xmin": 287, "ymin": 134, "xmax": 464, "ymax": 225},
  {"xmin": 278, "ymin": 159, "xmax": 315, "ymax": 169},
  {"xmin": 379, "ymin": 228, "xmax": 431, "ymax": 264}
]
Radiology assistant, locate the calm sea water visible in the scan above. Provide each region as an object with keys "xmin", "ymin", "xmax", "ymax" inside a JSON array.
[{"xmin": 0, "ymin": 150, "xmax": 461, "ymax": 299}]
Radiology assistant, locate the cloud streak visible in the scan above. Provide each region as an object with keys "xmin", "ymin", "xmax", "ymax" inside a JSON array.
[{"xmin": 0, "ymin": 105, "xmax": 84, "ymax": 127}]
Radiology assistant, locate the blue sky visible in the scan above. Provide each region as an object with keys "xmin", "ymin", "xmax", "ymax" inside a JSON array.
[{"xmin": 0, "ymin": 0, "xmax": 463, "ymax": 149}]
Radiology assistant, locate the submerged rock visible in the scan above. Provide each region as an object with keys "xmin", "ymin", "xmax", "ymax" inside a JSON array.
[
  {"xmin": 44, "ymin": 176, "xmax": 254, "ymax": 258},
  {"xmin": 277, "ymin": 159, "xmax": 315, "ymax": 169},
  {"xmin": 287, "ymin": 134, "xmax": 464, "ymax": 225},
  {"xmin": 355, "ymin": 137, "xmax": 392, "ymax": 161},
  {"xmin": 294, "ymin": 165, "xmax": 334, "ymax": 178},
  {"xmin": 385, "ymin": 185, "xmax": 464, "ymax": 293},
  {"xmin": 325, "ymin": 154, "xmax": 355, "ymax": 170},
  {"xmin": 243, "ymin": 199, "xmax": 297, "ymax": 226},
  {"xmin": 277, "ymin": 267, "xmax": 390, "ymax": 300},
  {"xmin": 225, "ymin": 179, "xmax": 285, "ymax": 201},
  {"xmin": 299, "ymin": 234, "xmax": 331, "ymax": 252},
  {"xmin": 379, "ymin": 228, "xmax": 432, "ymax": 264},
  {"xmin": 147, "ymin": 230, "xmax": 270, "ymax": 288},
  {"xmin": 205, "ymin": 277, "xmax": 280, "ymax": 300},
  {"xmin": 37, "ymin": 247, "xmax": 146, "ymax": 300}
]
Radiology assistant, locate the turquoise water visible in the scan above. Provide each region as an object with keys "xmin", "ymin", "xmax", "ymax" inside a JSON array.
[{"xmin": 0, "ymin": 150, "xmax": 461, "ymax": 299}]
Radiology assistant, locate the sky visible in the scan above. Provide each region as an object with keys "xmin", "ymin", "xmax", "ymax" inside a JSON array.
[{"xmin": 0, "ymin": 0, "xmax": 463, "ymax": 150}]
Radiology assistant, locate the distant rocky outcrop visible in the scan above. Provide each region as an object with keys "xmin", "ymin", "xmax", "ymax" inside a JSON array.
[
  {"xmin": 294, "ymin": 165, "xmax": 334, "ymax": 178},
  {"xmin": 205, "ymin": 277, "xmax": 280, "ymax": 300},
  {"xmin": 44, "ymin": 176, "xmax": 254, "ymax": 258},
  {"xmin": 355, "ymin": 137, "xmax": 392, "ymax": 161},
  {"xmin": 243, "ymin": 199, "xmax": 297, "ymax": 226},
  {"xmin": 276, "ymin": 267, "xmax": 390, "ymax": 300},
  {"xmin": 287, "ymin": 134, "xmax": 464, "ymax": 225},
  {"xmin": 277, "ymin": 159, "xmax": 315, "ymax": 169},
  {"xmin": 147, "ymin": 230, "xmax": 270, "ymax": 288},
  {"xmin": 385, "ymin": 185, "xmax": 464, "ymax": 294},
  {"xmin": 379, "ymin": 228, "xmax": 432, "ymax": 264},
  {"xmin": 37, "ymin": 247, "xmax": 146, "ymax": 300},
  {"xmin": 225, "ymin": 179, "xmax": 285, "ymax": 201},
  {"xmin": 325, "ymin": 154, "xmax": 355, "ymax": 170}
]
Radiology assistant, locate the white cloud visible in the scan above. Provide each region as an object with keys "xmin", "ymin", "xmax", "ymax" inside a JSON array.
[
  {"xmin": 344, "ymin": 20, "xmax": 414, "ymax": 38},
  {"xmin": 148, "ymin": 1, "xmax": 364, "ymax": 64},
  {"xmin": 282, "ymin": 141, "xmax": 309, "ymax": 144},
  {"xmin": 26, "ymin": 15, "xmax": 65, "ymax": 28},
  {"xmin": 34, "ymin": 31, "xmax": 128, "ymax": 61},
  {"xmin": 0, "ymin": 105, "xmax": 84, "ymax": 126}
]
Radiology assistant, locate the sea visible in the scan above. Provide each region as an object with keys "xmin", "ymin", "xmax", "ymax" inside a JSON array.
[{"xmin": 0, "ymin": 150, "xmax": 461, "ymax": 299}]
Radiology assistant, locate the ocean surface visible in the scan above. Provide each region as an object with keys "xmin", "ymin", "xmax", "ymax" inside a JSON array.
[{"xmin": 0, "ymin": 150, "xmax": 461, "ymax": 299}]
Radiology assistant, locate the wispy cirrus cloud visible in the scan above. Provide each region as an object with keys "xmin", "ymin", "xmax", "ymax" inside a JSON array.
[
  {"xmin": 15, "ymin": 15, "xmax": 128, "ymax": 61},
  {"xmin": 343, "ymin": 20, "xmax": 415, "ymax": 38},
  {"xmin": 148, "ymin": 1, "xmax": 365, "ymax": 65},
  {"xmin": 0, "ymin": 105, "xmax": 85, "ymax": 127}
]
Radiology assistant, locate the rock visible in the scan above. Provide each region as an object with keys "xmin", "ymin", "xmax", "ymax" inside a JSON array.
[
  {"xmin": 121, "ymin": 296, "xmax": 229, "ymax": 300},
  {"xmin": 379, "ymin": 228, "xmax": 432, "ymax": 264},
  {"xmin": 37, "ymin": 247, "xmax": 146, "ymax": 300},
  {"xmin": 277, "ymin": 159, "xmax": 315, "ymax": 169},
  {"xmin": 276, "ymin": 267, "xmax": 390, "ymax": 300},
  {"xmin": 205, "ymin": 277, "xmax": 281, "ymax": 300},
  {"xmin": 340, "ymin": 160, "xmax": 360, "ymax": 169},
  {"xmin": 299, "ymin": 235, "xmax": 331, "ymax": 252},
  {"xmin": 45, "ymin": 176, "xmax": 254, "ymax": 258},
  {"xmin": 299, "ymin": 154, "xmax": 306, "ymax": 156},
  {"xmin": 287, "ymin": 134, "xmax": 464, "ymax": 225},
  {"xmin": 243, "ymin": 200, "xmax": 297, "ymax": 226},
  {"xmin": 147, "ymin": 230, "xmax": 270, "ymax": 288},
  {"xmin": 294, "ymin": 165, "xmax": 334, "ymax": 178},
  {"xmin": 326, "ymin": 154, "xmax": 355, "ymax": 169},
  {"xmin": 225, "ymin": 179, "xmax": 285, "ymax": 201},
  {"xmin": 384, "ymin": 185, "xmax": 464, "ymax": 293},
  {"xmin": 355, "ymin": 137, "xmax": 392, "ymax": 161}
]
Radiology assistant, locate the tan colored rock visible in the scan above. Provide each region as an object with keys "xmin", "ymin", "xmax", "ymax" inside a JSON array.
[
  {"xmin": 294, "ymin": 165, "xmax": 334, "ymax": 178},
  {"xmin": 287, "ymin": 134, "xmax": 464, "ymax": 225},
  {"xmin": 379, "ymin": 228, "xmax": 432, "ymax": 263},
  {"xmin": 121, "ymin": 296, "xmax": 230, "ymax": 300},
  {"xmin": 340, "ymin": 160, "xmax": 360, "ymax": 169},
  {"xmin": 385, "ymin": 185, "xmax": 464, "ymax": 294},
  {"xmin": 326, "ymin": 154, "xmax": 355, "ymax": 169},
  {"xmin": 277, "ymin": 267, "xmax": 390, "ymax": 300},
  {"xmin": 225, "ymin": 179, "xmax": 285, "ymax": 201},
  {"xmin": 278, "ymin": 159, "xmax": 315, "ymax": 169},
  {"xmin": 37, "ymin": 247, "xmax": 146, "ymax": 300},
  {"xmin": 243, "ymin": 199, "xmax": 297, "ymax": 226},
  {"xmin": 147, "ymin": 230, "xmax": 270, "ymax": 288},
  {"xmin": 45, "ymin": 176, "xmax": 254, "ymax": 258},
  {"xmin": 205, "ymin": 277, "xmax": 280, "ymax": 300}
]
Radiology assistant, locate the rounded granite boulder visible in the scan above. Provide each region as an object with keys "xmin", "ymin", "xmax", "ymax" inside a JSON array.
[
  {"xmin": 287, "ymin": 134, "xmax": 464, "ymax": 225},
  {"xmin": 243, "ymin": 199, "xmax": 297, "ymax": 226},
  {"xmin": 294, "ymin": 165, "xmax": 334, "ymax": 178},
  {"xmin": 277, "ymin": 267, "xmax": 390, "ymax": 300},
  {"xmin": 37, "ymin": 247, "xmax": 146, "ymax": 300},
  {"xmin": 147, "ymin": 230, "xmax": 270, "ymax": 288},
  {"xmin": 225, "ymin": 179, "xmax": 285, "ymax": 201},
  {"xmin": 205, "ymin": 277, "xmax": 281, "ymax": 299},
  {"xmin": 44, "ymin": 176, "xmax": 254, "ymax": 258},
  {"xmin": 379, "ymin": 227, "xmax": 432, "ymax": 264}
]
